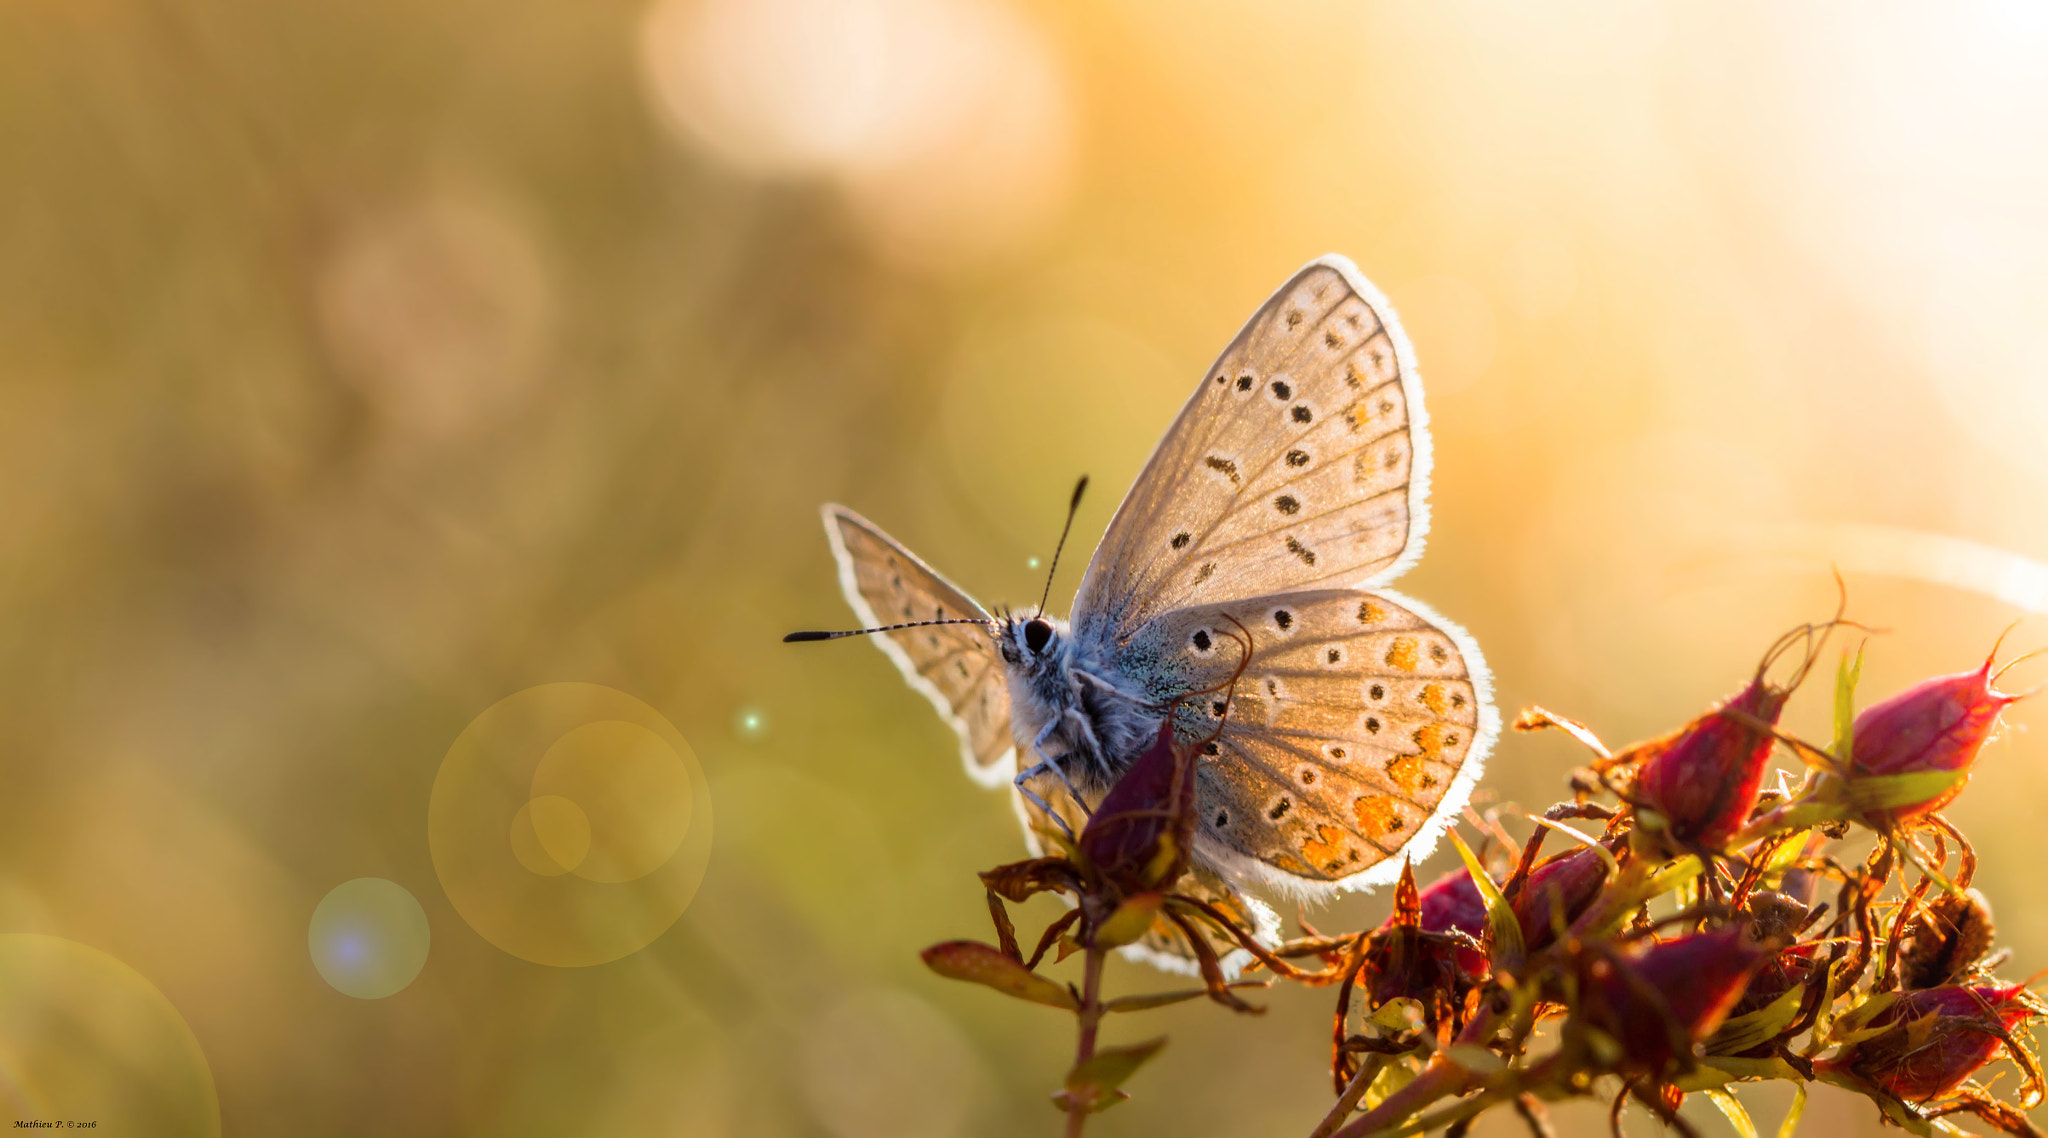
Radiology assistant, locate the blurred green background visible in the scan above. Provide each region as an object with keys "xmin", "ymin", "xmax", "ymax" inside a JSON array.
[{"xmin": 5, "ymin": 0, "xmax": 2048, "ymax": 1134}]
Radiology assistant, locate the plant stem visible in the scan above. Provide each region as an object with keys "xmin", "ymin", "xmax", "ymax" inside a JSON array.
[
  {"xmin": 1325, "ymin": 1007, "xmax": 1501, "ymax": 1138},
  {"xmin": 1309, "ymin": 1055, "xmax": 1386, "ymax": 1138},
  {"xmin": 1325, "ymin": 1057, "xmax": 1471, "ymax": 1138},
  {"xmin": 1066, "ymin": 944, "xmax": 1107, "ymax": 1138}
]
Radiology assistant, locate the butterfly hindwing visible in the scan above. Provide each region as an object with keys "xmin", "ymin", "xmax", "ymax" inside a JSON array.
[
  {"xmin": 1073, "ymin": 256, "xmax": 1429, "ymax": 640},
  {"xmin": 822, "ymin": 505, "xmax": 1016, "ymax": 787},
  {"xmin": 1130, "ymin": 588, "xmax": 1495, "ymax": 898}
]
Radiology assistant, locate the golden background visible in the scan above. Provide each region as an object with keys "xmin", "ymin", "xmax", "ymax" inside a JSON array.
[{"xmin": 3, "ymin": 0, "xmax": 2047, "ymax": 1134}]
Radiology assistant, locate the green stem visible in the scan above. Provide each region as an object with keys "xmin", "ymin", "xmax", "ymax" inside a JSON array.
[{"xmin": 1065, "ymin": 945, "xmax": 1107, "ymax": 1138}]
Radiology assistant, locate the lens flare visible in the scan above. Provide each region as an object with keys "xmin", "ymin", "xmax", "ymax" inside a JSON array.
[
  {"xmin": 429, "ymin": 683, "xmax": 713, "ymax": 968},
  {"xmin": 0, "ymin": 935, "xmax": 220, "ymax": 1135},
  {"xmin": 308, "ymin": 878, "xmax": 431, "ymax": 999}
]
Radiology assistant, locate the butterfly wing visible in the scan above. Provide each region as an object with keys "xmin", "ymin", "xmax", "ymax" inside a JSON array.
[
  {"xmin": 1072, "ymin": 255, "xmax": 1430, "ymax": 640},
  {"xmin": 1129, "ymin": 588, "xmax": 1497, "ymax": 899},
  {"xmin": 822, "ymin": 505, "xmax": 1017, "ymax": 787}
]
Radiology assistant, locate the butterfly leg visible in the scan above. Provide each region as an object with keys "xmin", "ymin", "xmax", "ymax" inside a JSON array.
[
  {"xmin": 1030, "ymin": 720, "xmax": 1096, "ymax": 818},
  {"xmin": 1011, "ymin": 763, "xmax": 1076, "ymax": 841}
]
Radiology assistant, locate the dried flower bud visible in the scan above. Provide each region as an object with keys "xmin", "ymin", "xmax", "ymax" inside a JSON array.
[
  {"xmin": 1367, "ymin": 866, "xmax": 1489, "ymax": 1010},
  {"xmin": 1743, "ymin": 889, "xmax": 1812, "ymax": 945},
  {"xmin": 1078, "ymin": 718, "xmax": 1197, "ymax": 893},
  {"xmin": 1850, "ymin": 652, "xmax": 2026, "ymax": 824},
  {"xmin": 1512, "ymin": 846, "xmax": 1611, "ymax": 951},
  {"xmin": 1581, "ymin": 925, "xmax": 1769, "ymax": 1075},
  {"xmin": 1827, "ymin": 984, "xmax": 2045, "ymax": 1103},
  {"xmin": 1416, "ymin": 868, "xmax": 1490, "ymax": 977},
  {"xmin": 1633, "ymin": 678, "xmax": 1791, "ymax": 850},
  {"xmin": 1900, "ymin": 889, "xmax": 1998, "ymax": 990}
]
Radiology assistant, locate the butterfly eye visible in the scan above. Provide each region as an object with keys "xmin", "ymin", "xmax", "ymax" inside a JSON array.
[{"xmin": 1023, "ymin": 619, "xmax": 1053, "ymax": 654}]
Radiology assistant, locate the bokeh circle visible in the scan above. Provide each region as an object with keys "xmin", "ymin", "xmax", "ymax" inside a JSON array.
[
  {"xmin": 0, "ymin": 934, "xmax": 220, "ymax": 1135},
  {"xmin": 308, "ymin": 878, "xmax": 432, "ymax": 999},
  {"xmin": 429, "ymin": 683, "xmax": 713, "ymax": 967}
]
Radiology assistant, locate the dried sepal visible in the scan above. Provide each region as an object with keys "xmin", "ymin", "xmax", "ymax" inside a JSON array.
[{"xmin": 920, "ymin": 940, "xmax": 1079, "ymax": 1009}]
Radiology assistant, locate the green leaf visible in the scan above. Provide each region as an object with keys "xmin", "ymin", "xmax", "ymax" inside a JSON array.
[
  {"xmin": 1049, "ymin": 1089, "xmax": 1128, "ymax": 1114},
  {"xmin": 1759, "ymin": 832, "xmax": 1810, "ymax": 878},
  {"xmin": 1842, "ymin": 769, "xmax": 1967, "ymax": 813},
  {"xmin": 1676, "ymin": 1057, "xmax": 1800, "ymax": 1091},
  {"xmin": 1447, "ymin": 830, "xmax": 1523, "ymax": 969},
  {"xmin": 1362, "ymin": 1059, "xmax": 1416, "ymax": 1111},
  {"xmin": 1832, "ymin": 643, "xmax": 1865, "ymax": 764},
  {"xmin": 1776, "ymin": 1083, "xmax": 1807, "ymax": 1138},
  {"xmin": 1704, "ymin": 1088, "xmax": 1758, "ymax": 1138},
  {"xmin": 1826, "ymin": 992, "xmax": 1901, "ymax": 1045},
  {"xmin": 1366, "ymin": 997, "xmax": 1424, "ymax": 1034},
  {"xmin": 1645, "ymin": 854, "xmax": 1704, "ymax": 896},
  {"xmin": 1584, "ymin": 856, "xmax": 1703, "ymax": 936},
  {"xmin": 1094, "ymin": 893, "xmax": 1163, "ymax": 949},
  {"xmin": 921, "ymin": 941, "xmax": 1078, "ymax": 1009},
  {"xmin": 1103, "ymin": 982, "xmax": 1265, "ymax": 1013},
  {"xmin": 1705, "ymin": 984, "xmax": 1804, "ymax": 1056},
  {"xmin": 1061, "ymin": 1037, "xmax": 1166, "ymax": 1112}
]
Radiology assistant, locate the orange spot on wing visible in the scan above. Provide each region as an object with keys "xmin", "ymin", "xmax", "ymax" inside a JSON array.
[
  {"xmin": 1386, "ymin": 752, "xmax": 1426, "ymax": 791},
  {"xmin": 1353, "ymin": 795, "xmax": 1400, "ymax": 836},
  {"xmin": 1301, "ymin": 824, "xmax": 1350, "ymax": 876},
  {"xmin": 1385, "ymin": 637, "xmax": 1419, "ymax": 671},
  {"xmin": 1419, "ymin": 683, "xmax": 1449, "ymax": 715}
]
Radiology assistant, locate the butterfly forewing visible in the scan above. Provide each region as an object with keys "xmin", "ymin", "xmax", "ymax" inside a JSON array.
[
  {"xmin": 822, "ymin": 505, "xmax": 1017, "ymax": 787},
  {"xmin": 1133, "ymin": 589, "xmax": 1492, "ymax": 895},
  {"xmin": 1073, "ymin": 257, "xmax": 1427, "ymax": 640}
]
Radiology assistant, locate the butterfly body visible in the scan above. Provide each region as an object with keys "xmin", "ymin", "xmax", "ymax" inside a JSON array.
[
  {"xmin": 998, "ymin": 613, "xmax": 1170, "ymax": 793},
  {"xmin": 804, "ymin": 255, "xmax": 1498, "ymax": 971}
]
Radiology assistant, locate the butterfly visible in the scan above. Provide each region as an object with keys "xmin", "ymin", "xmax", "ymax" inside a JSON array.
[{"xmin": 792, "ymin": 255, "xmax": 1498, "ymax": 974}]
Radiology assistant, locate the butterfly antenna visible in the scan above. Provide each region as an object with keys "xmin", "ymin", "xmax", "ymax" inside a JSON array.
[
  {"xmin": 783, "ymin": 618, "xmax": 989, "ymax": 643},
  {"xmin": 1035, "ymin": 475, "xmax": 1089, "ymax": 618}
]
